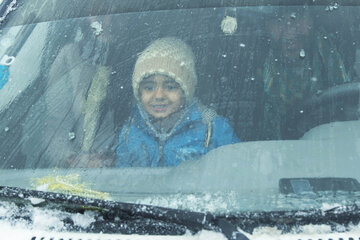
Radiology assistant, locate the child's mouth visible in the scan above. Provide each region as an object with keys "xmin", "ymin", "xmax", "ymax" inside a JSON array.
[{"xmin": 151, "ymin": 104, "xmax": 168, "ymax": 112}]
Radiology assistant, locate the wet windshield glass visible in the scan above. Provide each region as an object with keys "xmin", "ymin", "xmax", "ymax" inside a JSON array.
[{"xmin": 0, "ymin": 2, "xmax": 360, "ymax": 214}]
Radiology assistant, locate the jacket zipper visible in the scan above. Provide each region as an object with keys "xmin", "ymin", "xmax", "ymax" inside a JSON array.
[{"xmin": 158, "ymin": 141, "xmax": 165, "ymax": 167}]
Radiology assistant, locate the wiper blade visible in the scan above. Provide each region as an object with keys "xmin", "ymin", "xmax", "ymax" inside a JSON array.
[
  {"xmin": 225, "ymin": 204, "xmax": 360, "ymax": 234},
  {"xmin": 2, "ymin": 185, "xmax": 360, "ymax": 238},
  {"xmin": 0, "ymin": 186, "xmax": 249, "ymax": 240}
]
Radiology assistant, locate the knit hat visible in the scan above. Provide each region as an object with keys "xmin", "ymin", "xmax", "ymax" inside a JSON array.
[{"xmin": 132, "ymin": 37, "xmax": 197, "ymax": 104}]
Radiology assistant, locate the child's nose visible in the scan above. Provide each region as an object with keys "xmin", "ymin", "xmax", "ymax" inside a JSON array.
[{"xmin": 154, "ymin": 87, "xmax": 165, "ymax": 99}]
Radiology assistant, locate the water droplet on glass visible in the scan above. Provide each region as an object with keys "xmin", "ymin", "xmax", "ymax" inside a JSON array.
[
  {"xmin": 90, "ymin": 21, "xmax": 103, "ymax": 36},
  {"xmin": 311, "ymin": 77, "xmax": 318, "ymax": 82},
  {"xmin": 300, "ymin": 49, "xmax": 306, "ymax": 58},
  {"xmin": 325, "ymin": 2, "xmax": 339, "ymax": 11},
  {"xmin": 68, "ymin": 132, "xmax": 76, "ymax": 141},
  {"xmin": 221, "ymin": 16, "xmax": 237, "ymax": 35}
]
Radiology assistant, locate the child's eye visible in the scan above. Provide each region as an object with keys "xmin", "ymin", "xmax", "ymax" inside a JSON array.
[
  {"xmin": 142, "ymin": 85, "xmax": 154, "ymax": 91},
  {"xmin": 165, "ymin": 84, "xmax": 179, "ymax": 91}
]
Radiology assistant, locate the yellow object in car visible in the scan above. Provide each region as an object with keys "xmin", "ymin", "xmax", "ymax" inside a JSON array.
[{"xmin": 32, "ymin": 174, "xmax": 110, "ymax": 200}]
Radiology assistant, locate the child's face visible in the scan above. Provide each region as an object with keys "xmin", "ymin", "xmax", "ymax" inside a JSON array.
[{"xmin": 139, "ymin": 74, "xmax": 185, "ymax": 119}]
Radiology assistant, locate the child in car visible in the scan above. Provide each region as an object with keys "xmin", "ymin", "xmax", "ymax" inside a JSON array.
[{"xmin": 116, "ymin": 37, "xmax": 240, "ymax": 167}]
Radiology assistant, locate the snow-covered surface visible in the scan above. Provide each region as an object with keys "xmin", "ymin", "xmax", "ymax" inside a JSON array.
[
  {"xmin": 0, "ymin": 198, "xmax": 223, "ymax": 238},
  {"xmin": 2, "ymin": 198, "xmax": 360, "ymax": 240},
  {"xmin": 0, "ymin": 200, "xmax": 227, "ymax": 239},
  {"xmin": 28, "ymin": 197, "xmax": 45, "ymax": 205},
  {"xmin": 1, "ymin": 198, "xmax": 360, "ymax": 240},
  {"xmin": 0, "ymin": 200, "xmax": 95, "ymax": 232}
]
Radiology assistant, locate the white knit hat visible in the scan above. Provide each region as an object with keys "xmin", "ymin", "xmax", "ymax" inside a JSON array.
[{"xmin": 132, "ymin": 37, "xmax": 197, "ymax": 104}]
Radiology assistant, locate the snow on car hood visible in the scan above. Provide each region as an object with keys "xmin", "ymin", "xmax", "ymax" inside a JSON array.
[{"xmin": 0, "ymin": 199, "xmax": 228, "ymax": 239}]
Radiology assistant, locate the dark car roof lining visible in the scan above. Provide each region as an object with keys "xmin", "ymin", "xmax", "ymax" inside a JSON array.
[{"xmin": 4, "ymin": 0, "xmax": 360, "ymax": 27}]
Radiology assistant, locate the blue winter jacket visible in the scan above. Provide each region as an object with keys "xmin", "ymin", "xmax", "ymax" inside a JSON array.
[{"xmin": 116, "ymin": 101, "xmax": 240, "ymax": 167}]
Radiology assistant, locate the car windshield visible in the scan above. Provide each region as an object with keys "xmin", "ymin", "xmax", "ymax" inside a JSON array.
[{"xmin": 1, "ymin": 0, "xmax": 360, "ymax": 215}]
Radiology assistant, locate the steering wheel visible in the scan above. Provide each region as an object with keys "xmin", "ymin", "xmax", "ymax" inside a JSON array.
[{"xmin": 288, "ymin": 82, "xmax": 360, "ymax": 138}]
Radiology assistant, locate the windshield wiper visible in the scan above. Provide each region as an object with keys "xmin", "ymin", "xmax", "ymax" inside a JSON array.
[
  {"xmin": 2, "ymin": 186, "xmax": 360, "ymax": 237},
  {"xmin": 0, "ymin": 186, "xmax": 249, "ymax": 240},
  {"xmin": 224, "ymin": 204, "xmax": 360, "ymax": 234}
]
